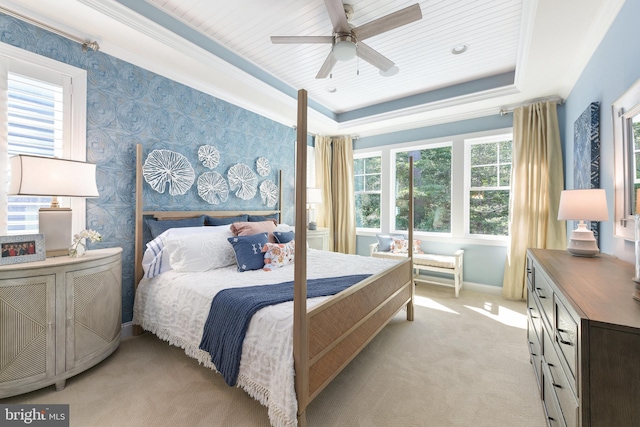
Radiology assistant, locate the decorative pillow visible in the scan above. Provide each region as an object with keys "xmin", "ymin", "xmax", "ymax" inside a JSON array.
[
  {"xmin": 141, "ymin": 226, "xmax": 231, "ymax": 278},
  {"xmin": 230, "ymin": 220, "xmax": 277, "ymax": 242},
  {"xmin": 145, "ymin": 216, "xmax": 205, "ymax": 239},
  {"xmin": 275, "ymin": 223, "xmax": 294, "ymax": 232},
  {"xmin": 205, "ymin": 214, "xmax": 248, "ymax": 226},
  {"xmin": 227, "ymin": 232, "xmax": 269, "ymax": 272},
  {"xmin": 376, "ymin": 233, "xmax": 407, "ymax": 252},
  {"xmin": 164, "ymin": 227, "xmax": 235, "ymax": 272},
  {"xmin": 391, "ymin": 238, "xmax": 424, "ymax": 254},
  {"xmin": 248, "ymin": 213, "xmax": 279, "ymax": 223},
  {"xmin": 262, "ymin": 240, "xmax": 295, "ymax": 271},
  {"xmin": 274, "ymin": 231, "xmax": 295, "ymax": 244}
]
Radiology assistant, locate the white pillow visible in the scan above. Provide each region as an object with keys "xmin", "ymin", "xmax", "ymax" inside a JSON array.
[
  {"xmin": 164, "ymin": 226, "xmax": 235, "ymax": 272},
  {"xmin": 142, "ymin": 225, "xmax": 232, "ymax": 278}
]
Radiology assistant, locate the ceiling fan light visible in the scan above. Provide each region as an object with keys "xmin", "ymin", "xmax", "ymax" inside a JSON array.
[{"xmin": 333, "ymin": 38, "xmax": 357, "ymax": 61}]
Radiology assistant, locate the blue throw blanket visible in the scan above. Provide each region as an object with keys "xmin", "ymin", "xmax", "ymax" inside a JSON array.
[{"xmin": 199, "ymin": 274, "xmax": 371, "ymax": 386}]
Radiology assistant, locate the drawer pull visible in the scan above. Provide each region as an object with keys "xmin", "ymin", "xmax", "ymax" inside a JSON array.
[
  {"xmin": 556, "ymin": 329, "xmax": 573, "ymax": 346},
  {"xmin": 535, "ymin": 287, "xmax": 547, "ymax": 298},
  {"xmin": 552, "ymin": 382, "xmax": 562, "ymax": 389}
]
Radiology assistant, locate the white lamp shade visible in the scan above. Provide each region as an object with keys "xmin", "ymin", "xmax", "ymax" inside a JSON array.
[
  {"xmin": 307, "ymin": 188, "xmax": 323, "ymax": 205},
  {"xmin": 558, "ymin": 189, "xmax": 608, "ymax": 221},
  {"xmin": 9, "ymin": 155, "xmax": 99, "ymax": 197}
]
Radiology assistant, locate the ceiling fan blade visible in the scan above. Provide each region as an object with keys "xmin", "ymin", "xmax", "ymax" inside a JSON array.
[
  {"xmin": 271, "ymin": 36, "xmax": 333, "ymax": 44},
  {"xmin": 353, "ymin": 3, "xmax": 422, "ymax": 41},
  {"xmin": 356, "ymin": 42, "xmax": 394, "ymax": 72},
  {"xmin": 316, "ymin": 52, "xmax": 337, "ymax": 79},
  {"xmin": 324, "ymin": 0, "xmax": 350, "ymax": 33}
]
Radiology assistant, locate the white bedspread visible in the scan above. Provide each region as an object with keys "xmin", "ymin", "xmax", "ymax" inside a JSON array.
[{"xmin": 133, "ymin": 249, "xmax": 400, "ymax": 427}]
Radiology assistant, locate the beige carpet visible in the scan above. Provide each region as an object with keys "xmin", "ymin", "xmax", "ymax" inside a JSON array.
[{"xmin": 2, "ymin": 285, "xmax": 546, "ymax": 427}]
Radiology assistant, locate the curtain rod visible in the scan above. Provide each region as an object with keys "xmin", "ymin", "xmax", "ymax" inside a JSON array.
[
  {"xmin": 499, "ymin": 96, "xmax": 563, "ymax": 116},
  {"xmin": 0, "ymin": 6, "xmax": 99, "ymax": 52}
]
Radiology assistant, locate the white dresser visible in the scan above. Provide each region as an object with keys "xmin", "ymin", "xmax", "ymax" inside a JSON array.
[{"xmin": 0, "ymin": 248, "xmax": 122, "ymax": 398}]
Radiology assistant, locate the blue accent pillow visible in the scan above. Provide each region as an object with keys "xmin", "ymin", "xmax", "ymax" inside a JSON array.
[
  {"xmin": 205, "ymin": 214, "xmax": 248, "ymax": 226},
  {"xmin": 227, "ymin": 232, "xmax": 269, "ymax": 272},
  {"xmin": 273, "ymin": 231, "xmax": 295, "ymax": 244},
  {"xmin": 376, "ymin": 233, "xmax": 407, "ymax": 252},
  {"xmin": 248, "ymin": 213, "xmax": 279, "ymax": 223},
  {"xmin": 145, "ymin": 216, "xmax": 206, "ymax": 239}
]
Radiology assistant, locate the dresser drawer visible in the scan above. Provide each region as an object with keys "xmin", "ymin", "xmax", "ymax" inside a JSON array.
[
  {"xmin": 543, "ymin": 329, "xmax": 578, "ymax": 427},
  {"xmin": 527, "ymin": 288, "xmax": 542, "ymax": 343},
  {"xmin": 533, "ymin": 270, "xmax": 554, "ymax": 329},
  {"xmin": 542, "ymin": 362, "xmax": 566, "ymax": 427},
  {"xmin": 528, "ymin": 316, "xmax": 542, "ymax": 390},
  {"xmin": 555, "ymin": 299, "xmax": 578, "ymax": 381},
  {"xmin": 526, "ymin": 255, "xmax": 534, "ymax": 289}
]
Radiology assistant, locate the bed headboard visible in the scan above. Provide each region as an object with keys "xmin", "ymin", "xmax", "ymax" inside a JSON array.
[{"xmin": 134, "ymin": 144, "xmax": 283, "ymax": 287}]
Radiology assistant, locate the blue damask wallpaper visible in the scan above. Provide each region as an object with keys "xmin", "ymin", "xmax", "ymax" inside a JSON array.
[{"xmin": 0, "ymin": 14, "xmax": 296, "ymax": 322}]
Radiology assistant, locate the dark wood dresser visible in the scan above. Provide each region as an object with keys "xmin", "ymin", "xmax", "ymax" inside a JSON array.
[{"xmin": 526, "ymin": 248, "xmax": 640, "ymax": 427}]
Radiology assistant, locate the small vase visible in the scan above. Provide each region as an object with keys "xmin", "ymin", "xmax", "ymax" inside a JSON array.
[{"xmin": 69, "ymin": 240, "xmax": 86, "ymax": 258}]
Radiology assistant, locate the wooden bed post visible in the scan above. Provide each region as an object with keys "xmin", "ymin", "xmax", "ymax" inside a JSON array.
[
  {"xmin": 294, "ymin": 89, "xmax": 309, "ymax": 426},
  {"xmin": 407, "ymin": 156, "xmax": 415, "ymax": 321},
  {"xmin": 133, "ymin": 144, "xmax": 144, "ymax": 335}
]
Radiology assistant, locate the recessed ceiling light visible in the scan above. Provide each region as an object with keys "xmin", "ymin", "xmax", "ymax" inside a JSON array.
[
  {"xmin": 379, "ymin": 66, "xmax": 399, "ymax": 77},
  {"xmin": 326, "ymin": 87, "xmax": 337, "ymax": 93},
  {"xmin": 451, "ymin": 44, "xmax": 469, "ymax": 55}
]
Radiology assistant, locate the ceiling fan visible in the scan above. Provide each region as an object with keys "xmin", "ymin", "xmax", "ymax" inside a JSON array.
[{"xmin": 271, "ymin": 0, "xmax": 422, "ymax": 79}]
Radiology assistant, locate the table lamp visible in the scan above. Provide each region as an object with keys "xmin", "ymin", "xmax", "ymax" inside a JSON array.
[
  {"xmin": 307, "ymin": 188, "xmax": 323, "ymax": 230},
  {"xmin": 9, "ymin": 155, "xmax": 99, "ymax": 257},
  {"xmin": 557, "ymin": 188, "xmax": 608, "ymax": 257}
]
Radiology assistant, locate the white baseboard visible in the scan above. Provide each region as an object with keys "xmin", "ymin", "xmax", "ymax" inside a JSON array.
[{"xmin": 120, "ymin": 321, "xmax": 134, "ymax": 339}]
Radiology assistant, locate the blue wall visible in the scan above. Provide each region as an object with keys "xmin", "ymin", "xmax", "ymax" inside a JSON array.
[
  {"xmin": 560, "ymin": 0, "xmax": 640, "ymax": 263},
  {"xmin": 0, "ymin": 14, "xmax": 296, "ymax": 322}
]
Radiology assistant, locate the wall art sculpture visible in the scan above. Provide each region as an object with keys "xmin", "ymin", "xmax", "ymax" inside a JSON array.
[
  {"xmin": 228, "ymin": 163, "xmax": 258, "ymax": 200},
  {"xmin": 142, "ymin": 149, "xmax": 195, "ymax": 195}
]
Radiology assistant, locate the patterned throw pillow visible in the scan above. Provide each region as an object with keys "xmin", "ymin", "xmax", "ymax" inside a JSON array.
[
  {"xmin": 274, "ymin": 231, "xmax": 295, "ymax": 243},
  {"xmin": 391, "ymin": 238, "xmax": 424, "ymax": 254},
  {"xmin": 227, "ymin": 232, "xmax": 269, "ymax": 272},
  {"xmin": 262, "ymin": 240, "xmax": 295, "ymax": 271}
]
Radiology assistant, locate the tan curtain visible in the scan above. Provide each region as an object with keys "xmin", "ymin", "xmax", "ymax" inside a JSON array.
[
  {"xmin": 503, "ymin": 101, "xmax": 566, "ymax": 299},
  {"xmin": 314, "ymin": 135, "xmax": 334, "ymax": 250},
  {"xmin": 331, "ymin": 136, "xmax": 356, "ymax": 254}
]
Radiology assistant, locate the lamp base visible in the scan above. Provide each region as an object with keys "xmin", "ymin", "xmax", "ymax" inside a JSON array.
[
  {"xmin": 566, "ymin": 223, "xmax": 599, "ymax": 257},
  {"xmin": 39, "ymin": 208, "xmax": 72, "ymax": 257}
]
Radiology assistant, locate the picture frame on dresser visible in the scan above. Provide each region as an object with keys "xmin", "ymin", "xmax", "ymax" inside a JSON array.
[{"xmin": 0, "ymin": 233, "xmax": 45, "ymax": 265}]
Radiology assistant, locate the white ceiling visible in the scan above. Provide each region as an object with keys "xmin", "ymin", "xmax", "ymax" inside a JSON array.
[{"xmin": 0, "ymin": 0, "xmax": 626, "ymax": 137}]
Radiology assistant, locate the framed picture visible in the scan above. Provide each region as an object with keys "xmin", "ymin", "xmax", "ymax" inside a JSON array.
[
  {"xmin": 574, "ymin": 101, "xmax": 601, "ymax": 242},
  {"xmin": 0, "ymin": 234, "xmax": 46, "ymax": 265}
]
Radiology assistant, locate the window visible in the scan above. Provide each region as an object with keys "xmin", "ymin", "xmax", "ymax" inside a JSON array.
[
  {"xmin": 613, "ymin": 78, "xmax": 640, "ymax": 240},
  {"xmin": 394, "ymin": 144, "xmax": 452, "ymax": 233},
  {"xmin": 354, "ymin": 154, "xmax": 381, "ymax": 229},
  {"xmin": 465, "ymin": 136, "xmax": 512, "ymax": 237},
  {"xmin": 0, "ymin": 44, "xmax": 87, "ymax": 236},
  {"xmin": 354, "ymin": 127, "xmax": 512, "ymax": 244}
]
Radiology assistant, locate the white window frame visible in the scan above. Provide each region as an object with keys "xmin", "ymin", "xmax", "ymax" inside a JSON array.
[
  {"xmin": 354, "ymin": 151, "xmax": 382, "ymax": 231},
  {"xmin": 463, "ymin": 133, "xmax": 513, "ymax": 240},
  {"xmin": 354, "ymin": 127, "xmax": 512, "ymax": 246},
  {"xmin": 0, "ymin": 43, "xmax": 88, "ymax": 235},
  {"xmin": 613, "ymin": 78, "xmax": 640, "ymax": 241}
]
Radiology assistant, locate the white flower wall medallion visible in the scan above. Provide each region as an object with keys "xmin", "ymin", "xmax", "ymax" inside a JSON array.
[
  {"xmin": 256, "ymin": 157, "xmax": 270, "ymax": 177},
  {"xmin": 198, "ymin": 145, "xmax": 220, "ymax": 169},
  {"xmin": 197, "ymin": 171, "xmax": 229, "ymax": 205},
  {"xmin": 227, "ymin": 163, "xmax": 257, "ymax": 200},
  {"xmin": 142, "ymin": 149, "xmax": 195, "ymax": 195},
  {"xmin": 260, "ymin": 180, "xmax": 279, "ymax": 207}
]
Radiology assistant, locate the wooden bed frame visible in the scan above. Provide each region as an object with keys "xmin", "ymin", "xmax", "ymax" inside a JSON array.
[{"xmin": 133, "ymin": 89, "xmax": 415, "ymax": 426}]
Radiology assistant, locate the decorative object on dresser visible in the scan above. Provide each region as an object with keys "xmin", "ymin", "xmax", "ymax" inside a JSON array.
[
  {"xmin": 8, "ymin": 155, "xmax": 100, "ymax": 257},
  {"xmin": 306, "ymin": 187, "xmax": 323, "ymax": 230},
  {"xmin": 0, "ymin": 247, "xmax": 123, "ymax": 399},
  {"xmin": 526, "ymin": 248, "xmax": 640, "ymax": 427},
  {"xmin": 557, "ymin": 188, "xmax": 608, "ymax": 257},
  {"xmin": 0, "ymin": 233, "xmax": 45, "ymax": 265}
]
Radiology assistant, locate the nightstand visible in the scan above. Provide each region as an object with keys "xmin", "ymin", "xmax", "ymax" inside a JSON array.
[
  {"xmin": 307, "ymin": 227, "xmax": 329, "ymax": 250},
  {"xmin": 0, "ymin": 247, "xmax": 122, "ymax": 398}
]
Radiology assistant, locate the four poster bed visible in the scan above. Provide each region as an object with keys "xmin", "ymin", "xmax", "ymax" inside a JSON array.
[{"xmin": 132, "ymin": 90, "xmax": 416, "ymax": 426}]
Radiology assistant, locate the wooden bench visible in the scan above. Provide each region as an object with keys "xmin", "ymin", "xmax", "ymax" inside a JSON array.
[{"xmin": 370, "ymin": 243, "xmax": 464, "ymax": 298}]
